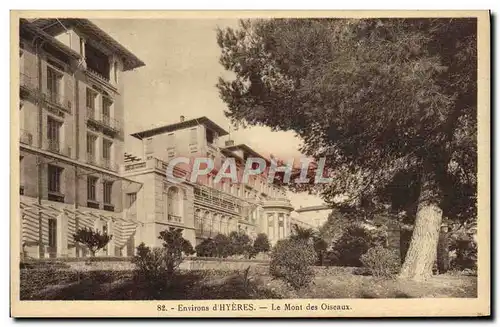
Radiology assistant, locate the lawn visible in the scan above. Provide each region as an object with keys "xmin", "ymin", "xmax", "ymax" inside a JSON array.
[{"xmin": 19, "ymin": 265, "xmax": 477, "ymax": 300}]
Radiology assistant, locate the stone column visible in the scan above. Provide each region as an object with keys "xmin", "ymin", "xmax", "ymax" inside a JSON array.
[
  {"xmin": 56, "ymin": 212, "xmax": 68, "ymax": 257},
  {"xmin": 274, "ymin": 212, "xmax": 279, "ymax": 241},
  {"xmin": 107, "ymin": 219, "xmax": 115, "ymax": 256}
]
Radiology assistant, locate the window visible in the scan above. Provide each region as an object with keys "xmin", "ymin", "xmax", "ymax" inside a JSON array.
[
  {"xmin": 144, "ymin": 138, "xmax": 153, "ymax": 155},
  {"xmin": 166, "ymin": 187, "xmax": 182, "ymax": 222},
  {"xmin": 85, "ymin": 42, "xmax": 110, "ymax": 80},
  {"xmin": 86, "ymin": 133, "xmax": 96, "ymax": 162},
  {"xmin": 167, "ymin": 133, "xmax": 175, "ymax": 159},
  {"xmin": 103, "ymin": 181, "xmax": 113, "ymax": 204},
  {"xmin": 206, "ymin": 129, "xmax": 214, "ymax": 144},
  {"xmin": 126, "ymin": 193, "xmax": 137, "ymax": 219},
  {"xmin": 87, "ymin": 176, "xmax": 97, "ymax": 201},
  {"xmin": 86, "ymin": 88, "xmax": 96, "ymax": 109},
  {"xmin": 48, "ymin": 165, "xmax": 62, "ymax": 193},
  {"xmin": 102, "ymin": 97, "xmax": 112, "ymax": 118},
  {"xmin": 126, "ymin": 193, "xmax": 137, "ymax": 208},
  {"xmin": 48, "ymin": 219, "xmax": 57, "ymax": 249},
  {"xmin": 103, "ymin": 139, "xmax": 112, "ymax": 161},
  {"xmin": 167, "ymin": 133, "xmax": 175, "ymax": 147},
  {"xmin": 47, "ymin": 117, "xmax": 61, "ymax": 152},
  {"xmin": 47, "ymin": 66, "xmax": 62, "ymax": 102},
  {"xmin": 189, "ymin": 128, "xmax": 197, "ymax": 145}
]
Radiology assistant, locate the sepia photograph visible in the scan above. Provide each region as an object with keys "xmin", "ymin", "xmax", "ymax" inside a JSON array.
[{"xmin": 10, "ymin": 10, "xmax": 490, "ymax": 318}]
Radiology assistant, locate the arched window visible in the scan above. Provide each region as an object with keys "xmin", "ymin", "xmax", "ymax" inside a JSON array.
[
  {"xmin": 195, "ymin": 209, "xmax": 201, "ymax": 230},
  {"xmin": 202, "ymin": 211, "xmax": 210, "ymax": 234},
  {"xmin": 211, "ymin": 213, "xmax": 219, "ymax": 235}
]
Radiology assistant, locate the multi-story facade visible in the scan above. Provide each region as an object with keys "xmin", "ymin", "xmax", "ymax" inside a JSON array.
[
  {"xmin": 18, "ymin": 18, "xmax": 145, "ymax": 258},
  {"xmin": 124, "ymin": 116, "xmax": 295, "ymax": 247}
]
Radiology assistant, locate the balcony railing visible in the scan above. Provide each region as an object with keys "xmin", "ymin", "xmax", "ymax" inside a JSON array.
[
  {"xmin": 168, "ymin": 214, "xmax": 182, "ymax": 223},
  {"xmin": 46, "ymin": 139, "xmax": 72, "ymax": 157},
  {"xmin": 85, "ymin": 108, "xmax": 121, "ymax": 133},
  {"xmin": 86, "ymin": 67, "xmax": 110, "ymax": 83},
  {"xmin": 102, "ymin": 158, "xmax": 118, "ymax": 172},
  {"xmin": 86, "ymin": 152, "xmax": 96, "ymax": 165},
  {"xmin": 47, "ymin": 139, "xmax": 60, "ymax": 153},
  {"xmin": 19, "ymin": 130, "xmax": 33, "ymax": 146},
  {"xmin": 43, "ymin": 91, "xmax": 72, "ymax": 111},
  {"xmin": 86, "ymin": 107, "xmax": 97, "ymax": 121},
  {"xmin": 102, "ymin": 115, "xmax": 120, "ymax": 131}
]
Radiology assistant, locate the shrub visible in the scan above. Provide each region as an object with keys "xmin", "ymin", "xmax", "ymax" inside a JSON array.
[
  {"xmin": 331, "ymin": 224, "xmax": 385, "ymax": 267},
  {"xmin": 131, "ymin": 243, "xmax": 169, "ymax": 289},
  {"xmin": 269, "ymin": 239, "xmax": 317, "ymax": 290},
  {"xmin": 195, "ymin": 238, "xmax": 216, "ymax": 257},
  {"xmin": 132, "ymin": 228, "xmax": 194, "ymax": 291},
  {"xmin": 360, "ymin": 245, "xmax": 401, "ymax": 278}
]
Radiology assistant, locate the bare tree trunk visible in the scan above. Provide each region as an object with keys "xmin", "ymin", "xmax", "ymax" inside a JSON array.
[{"xmin": 399, "ymin": 173, "xmax": 443, "ymax": 281}]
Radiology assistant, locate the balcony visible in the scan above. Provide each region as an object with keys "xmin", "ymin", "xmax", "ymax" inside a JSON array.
[
  {"xmin": 86, "ymin": 152, "xmax": 96, "ymax": 165},
  {"xmin": 19, "ymin": 130, "xmax": 33, "ymax": 146},
  {"xmin": 168, "ymin": 214, "xmax": 182, "ymax": 223},
  {"xmin": 86, "ymin": 108, "xmax": 121, "ymax": 134},
  {"xmin": 43, "ymin": 91, "xmax": 72, "ymax": 112},
  {"xmin": 194, "ymin": 185, "xmax": 242, "ymax": 215},
  {"xmin": 86, "ymin": 67, "xmax": 110, "ymax": 83},
  {"xmin": 46, "ymin": 139, "xmax": 72, "ymax": 157},
  {"xmin": 102, "ymin": 158, "xmax": 118, "ymax": 172}
]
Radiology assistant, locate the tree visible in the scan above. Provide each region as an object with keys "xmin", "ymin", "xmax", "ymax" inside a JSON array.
[
  {"xmin": 73, "ymin": 227, "xmax": 112, "ymax": 258},
  {"xmin": 290, "ymin": 223, "xmax": 316, "ymax": 242},
  {"xmin": 253, "ymin": 233, "xmax": 271, "ymax": 255},
  {"xmin": 213, "ymin": 233, "xmax": 232, "ymax": 258},
  {"xmin": 229, "ymin": 231, "xmax": 253, "ymax": 258},
  {"xmin": 158, "ymin": 227, "xmax": 195, "ymax": 279},
  {"xmin": 216, "ymin": 18, "xmax": 476, "ymax": 281},
  {"xmin": 195, "ymin": 238, "xmax": 216, "ymax": 257}
]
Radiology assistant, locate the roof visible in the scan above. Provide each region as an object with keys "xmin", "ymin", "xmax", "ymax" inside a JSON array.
[
  {"xmin": 130, "ymin": 116, "xmax": 229, "ymax": 140},
  {"xmin": 224, "ymin": 143, "xmax": 270, "ymax": 163},
  {"xmin": 25, "ymin": 18, "xmax": 145, "ymax": 71},
  {"xmin": 20, "ymin": 18, "xmax": 82, "ymax": 60},
  {"xmin": 295, "ymin": 204, "xmax": 333, "ymax": 213}
]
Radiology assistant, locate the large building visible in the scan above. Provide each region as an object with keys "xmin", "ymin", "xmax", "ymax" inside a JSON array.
[
  {"xmin": 17, "ymin": 19, "xmax": 296, "ymax": 259},
  {"xmin": 18, "ymin": 18, "xmax": 145, "ymax": 259},
  {"xmin": 124, "ymin": 116, "xmax": 295, "ymax": 247}
]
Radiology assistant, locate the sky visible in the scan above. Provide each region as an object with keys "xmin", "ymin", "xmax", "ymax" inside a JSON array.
[{"xmin": 92, "ymin": 18, "xmax": 324, "ymax": 210}]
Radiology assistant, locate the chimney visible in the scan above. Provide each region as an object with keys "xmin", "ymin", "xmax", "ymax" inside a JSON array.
[
  {"xmin": 180, "ymin": 115, "xmax": 185, "ymax": 122},
  {"xmin": 225, "ymin": 140, "xmax": 235, "ymax": 147}
]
